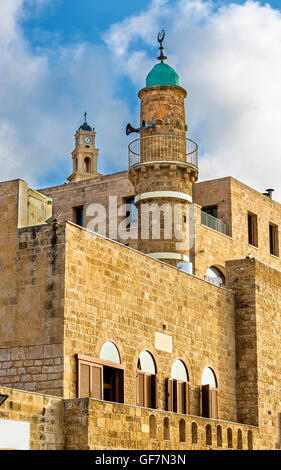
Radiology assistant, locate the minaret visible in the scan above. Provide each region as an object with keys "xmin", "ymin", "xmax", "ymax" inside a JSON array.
[
  {"xmin": 68, "ymin": 112, "xmax": 100, "ymax": 183},
  {"xmin": 128, "ymin": 31, "xmax": 198, "ymax": 270}
]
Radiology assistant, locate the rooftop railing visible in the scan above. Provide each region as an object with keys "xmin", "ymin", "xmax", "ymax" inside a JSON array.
[
  {"xmin": 128, "ymin": 134, "xmax": 198, "ymax": 169},
  {"xmin": 201, "ymin": 211, "xmax": 227, "ymax": 236}
]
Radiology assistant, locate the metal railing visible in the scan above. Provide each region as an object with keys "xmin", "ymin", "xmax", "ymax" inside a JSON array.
[
  {"xmin": 201, "ymin": 211, "xmax": 227, "ymax": 235},
  {"xmin": 128, "ymin": 135, "xmax": 198, "ymax": 168}
]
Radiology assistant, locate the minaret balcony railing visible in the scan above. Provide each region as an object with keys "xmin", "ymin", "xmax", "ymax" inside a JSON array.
[{"xmin": 128, "ymin": 135, "xmax": 198, "ymax": 169}]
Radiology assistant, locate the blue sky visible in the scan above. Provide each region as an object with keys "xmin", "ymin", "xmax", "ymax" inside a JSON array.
[{"xmin": 1, "ymin": 0, "xmax": 281, "ymax": 200}]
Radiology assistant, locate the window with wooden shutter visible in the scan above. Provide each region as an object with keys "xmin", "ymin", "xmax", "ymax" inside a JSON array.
[
  {"xmin": 202, "ymin": 384, "xmax": 218, "ymax": 419},
  {"xmin": 269, "ymin": 223, "xmax": 279, "ymax": 256},
  {"xmin": 248, "ymin": 212, "xmax": 258, "ymax": 247},
  {"xmin": 77, "ymin": 354, "xmax": 124, "ymax": 403},
  {"xmin": 78, "ymin": 359, "xmax": 103, "ymax": 399},
  {"xmin": 136, "ymin": 371, "xmax": 158, "ymax": 409},
  {"xmin": 166, "ymin": 379, "xmax": 190, "ymax": 414},
  {"xmin": 137, "ymin": 351, "xmax": 158, "ymax": 409}
]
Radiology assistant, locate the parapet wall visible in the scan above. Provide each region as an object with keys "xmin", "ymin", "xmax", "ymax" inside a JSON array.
[
  {"xmin": 0, "ymin": 386, "xmax": 63, "ymax": 450},
  {"xmin": 64, "ymin": 398, "xmax": 258, "ymax": 450}
]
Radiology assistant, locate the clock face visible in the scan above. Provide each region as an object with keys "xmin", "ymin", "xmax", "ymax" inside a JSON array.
[{"xmin": 84, "ymin": 136, "xmax": 91, "ymax": 144}]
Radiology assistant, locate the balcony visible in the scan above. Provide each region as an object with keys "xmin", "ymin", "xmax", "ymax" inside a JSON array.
[
  {"xmin": 201, "ymin": 211, "xmax": 227, "ymax": 236},
  {"xmin": 128, "ymin": 134, "xmax": 198, "ymax": 169},
  {"xmin": 64, "ymin": 398, "xmax": 258, "ymax": 450}
]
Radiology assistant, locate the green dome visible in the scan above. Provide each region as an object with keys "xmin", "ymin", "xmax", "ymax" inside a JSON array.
[{"xmin": 146, "ymin": 62, "xmax": 179, "ymax": 87}]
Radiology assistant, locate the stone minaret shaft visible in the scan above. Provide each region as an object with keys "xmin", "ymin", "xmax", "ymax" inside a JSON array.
[{"xmin": 128, "ymin": 81, "xmax": 198, "ymax": 269}]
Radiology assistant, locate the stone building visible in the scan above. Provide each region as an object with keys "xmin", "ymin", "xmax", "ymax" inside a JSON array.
[{"xmin": 0, "ymin": 36, "xmax": 281, "ymax": 451}]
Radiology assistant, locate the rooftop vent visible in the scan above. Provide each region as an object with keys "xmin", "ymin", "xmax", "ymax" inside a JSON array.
[{"xmin": 263, "ymin": 188, "xmax": 274, "ymax": 199}]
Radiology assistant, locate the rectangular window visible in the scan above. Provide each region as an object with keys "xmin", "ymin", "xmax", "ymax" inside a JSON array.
[
  {"xmin": 201, "ymin": 384, "xmax": 218, "ymax": 419},
  {"xmin": 248, "ymin": 212, "xmax": 258, "ymax": 247},
  {"xmin": 77, "ymin": 354, "xmax": 124, "ymax": 403},
  {"xmin": 269, "ymin": 223, "xmax": 279, "ymax": 257},
  {"xmin": 73, "ymin": 206, "xmax": 84, "ymax": 227},
  {"xmin": 124, "ymin": 196, "xmax": 137, "ymax": 228},
  {"xmin": 166, "ymin": 378, "xmax": 190, "ymax": 414}
]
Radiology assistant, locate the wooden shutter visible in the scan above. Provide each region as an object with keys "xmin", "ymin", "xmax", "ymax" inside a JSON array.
[
  {"xmin": 184, "ymin": 382, "xmax": 191, "ymax": 415},
  {"xmin": 166, "ymin": 378, "xmax": 173, "ymax": 411},
  {"xmin": 79, "ymin": 362, "xmax": 91, "ymax": 398},
  {"xmin": 172, "ymin": 379, "xmax": 178, "ymax": 412},
  {"xmin": 115, "ymin": 369, "xmax": 124, "ymax": 404},
  {"xmin": 145, "ymin": 374, "xmax": 152, "ymax": 408},
  {"xmin": 177, "ymin": 381, "xmax": 185, "ymax": 414},
  {"xmin": 136, "ymin": 371, "xmax": 145, "ymax": 406},
  {"xmin": 202, "ymin": 384, "xmax": 210, "ymax": 417},
  {"xmin": 78, "ymin": 360, "xmax": 103, "ymax": 399},
  {"xmin": 151, "ymin": 374, "xmax": 158, "ymax": 409},
  {"xmin": 210, "ymin": 387, "xmax": 218, "ymax": 419},
  {"xmin": 91, "ymin": 364, "xmax": 103, "ymax": 399}
]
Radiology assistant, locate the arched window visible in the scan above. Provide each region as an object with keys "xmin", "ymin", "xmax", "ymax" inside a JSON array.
[
  {"xmin": 201, "ymin": 367, "xmax": 218, "ymax": 419},
  {"xmin": 167, "ymin": 360, "xmax": 190, "ymax": 414},
  {"xmin": 149, "ymin": 415, "xmax": 157, "ymax": 439},
  {"xmin": 217, "ymin": 425, "xmax": 222, "ymax": 447},
  {"xmin": 247, "ymin": 430, "xmax": 253, "ymax": 450},
  {"xmin": 77, "ymin": 342, "xmax": 124, "ymax": 404},
  {"xmin": 191, "ymin": 422, "xmax": 198, "ymax": 444},
  {"xmin": 206, "ymin": 424, "xmax": 212, "ymax": 446},
  {"xmin": 136, "ymin": 351, "xmax": 158, "ymax": 409},
  {"xmin": 138, "ymin": 350, "xmax": 156, "ymax": 374},
  {"xmin": 75, "ymin": 158, "xmax": 78, "ymax": 171},
  {"xmin": 227, "ymin": 428, "xmax": 233, "ymax": 449},
  {"xmin": 205, "ymin": 266, "xmax": 225, "ymax": 287},
  {"xmin": 164, "ymin": 417, "xmax": 170, "ymax": 441},
  {"xmin": 100, "ymin": 342, "xmax": 121, "ymax": 364},
  {"xmin": 202, "ymin": 367, "xmax": 217, "ymax": 388},
  {"xmin": 179, "ymin": 419, "xmax": 186, "ymax": 443},
  {"xmin": 237, "ymin": 429, "xmax": 243, "ymax": 449},
  {"xmin": 84, "ymin": 157, "xmax": 91, "ymax": 173},
  {"xmin": 171, "ymin": 360, "xmax": 188, "ymax": 381}
]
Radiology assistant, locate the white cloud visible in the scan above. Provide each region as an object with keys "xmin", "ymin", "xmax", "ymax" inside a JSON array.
[
  {"xmin": 0, "ymin": 0, "xmax": 131, "ymax": 187},
  {"xmin": 2, "ymin": 0, "xmax": 281, "ymax": 202},
  {"xmin": 105, "ymin": 0, "xmax": 281, "ymax": 201}
]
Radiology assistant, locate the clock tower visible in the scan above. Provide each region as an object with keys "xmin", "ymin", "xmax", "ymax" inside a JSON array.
[{"xmin": 68, "ymin": 113, "xmax": 100, "ymax": 183}]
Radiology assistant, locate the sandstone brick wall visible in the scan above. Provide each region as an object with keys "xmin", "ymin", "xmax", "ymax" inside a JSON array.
[
  {"xmin": 226, "ymin": 258, "xmax": 281, "ymax": 450},
  {"xmin": 64, "ymin": 398, "xmax": 258, "ymax": 450},
  {"xmin": 193, "ymin": 177, "xmax": 281, "ymax": 278},
  {"xmin": 0, "ymin": 181, "xmax": 65, "ymax": 396},
  {"xmin": 40, "ymin": 171, "xmax": 137, "ymax": 250},
  {"xmin": 40, "ymin": 173, "xmax": 281, "ymax": 280},
  {"xmin": 63, "ymin": 222, "xmax": 237, "ymax": 422},
  {"xmin": 225, "ymin": 259, "xmax": 258, "ymax": 427},
  {"xmin": 0, "ymin": 386, "xmax": 63, "ymax": 450}
]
